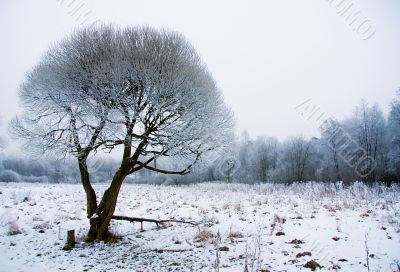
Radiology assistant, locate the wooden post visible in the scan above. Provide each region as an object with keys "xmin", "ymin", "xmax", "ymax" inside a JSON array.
[{"xmin": 63, "ymin": 230, "xmax": 76, "ymax": 250}]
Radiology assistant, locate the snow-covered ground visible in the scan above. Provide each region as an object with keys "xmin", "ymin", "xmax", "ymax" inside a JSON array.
[{"xmin": 0, "ymin": 182, "xmax": 399, "ymax": 272}]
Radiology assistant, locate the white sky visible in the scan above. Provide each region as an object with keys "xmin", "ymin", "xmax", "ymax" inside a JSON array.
[{"xmin": 1, "ymin": 0, "xmax": 399, "ymax": 153}]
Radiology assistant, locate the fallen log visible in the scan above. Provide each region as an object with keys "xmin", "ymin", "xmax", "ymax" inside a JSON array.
[
  {"xmin": 154, "ymin": 248, "xmax": 193, "ymax": 253},
  {"xmin": 111, "ymin": 215, "xmax": 199, "ymax": 231}
]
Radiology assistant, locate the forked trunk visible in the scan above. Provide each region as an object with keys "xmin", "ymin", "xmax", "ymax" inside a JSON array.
[
  {"xmin": 87, "ymin": 168, "xmax": 128, "ymax": 241},
  {"xmin": 78, "ymin": 159, "xmax": 97, "ymax": 218}
]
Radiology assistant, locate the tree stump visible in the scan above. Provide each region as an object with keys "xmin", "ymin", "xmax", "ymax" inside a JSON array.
[{"xmin": 63, "ymin": 230, "xmax": 75, "ymax": 250}]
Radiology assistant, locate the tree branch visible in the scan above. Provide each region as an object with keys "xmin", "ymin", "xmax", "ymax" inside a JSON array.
[
  {"xmin": 134, "ymin": 161, "xmax": 190, "ymax": 175},
  {"xmin": 111, "ymin": 215, "xmax": 199, "ymax": 231}
]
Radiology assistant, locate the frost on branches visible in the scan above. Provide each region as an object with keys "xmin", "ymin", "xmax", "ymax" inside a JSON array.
[{"xmin": 12, "ymin": 25, "xmax": 234, "ymax": 241}]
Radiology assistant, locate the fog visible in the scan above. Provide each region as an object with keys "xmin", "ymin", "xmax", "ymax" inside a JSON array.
[{"xmin": 1, "ymin": 1, "xmax": 400, "ymax": 156}]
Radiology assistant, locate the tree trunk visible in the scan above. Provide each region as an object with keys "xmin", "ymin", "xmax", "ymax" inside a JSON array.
[
  {"xmin": 87, "ymin": 168, "xmax": 128, "ymax": 242},
  {"xmin": 332, "ymin": 148, "xmax": 341, "ymax": 181},
  {"xmin": 63, "ymin": 230, "xmax": 76, "ymax": 250},
  {"xmin": 78, "ymin": 159, "xmax": 97, "ymax": 218}
]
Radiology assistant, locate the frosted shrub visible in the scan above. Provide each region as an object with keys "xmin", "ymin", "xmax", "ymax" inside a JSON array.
[{"xmin": 0, "ymin": 170, "xmax": 22, "ymax": 183}]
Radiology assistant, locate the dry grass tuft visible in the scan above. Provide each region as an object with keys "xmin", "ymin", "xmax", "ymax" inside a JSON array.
[
  {"xmin": 222, "ymin": 202, "xmax": 230, "ymax": 210},
  {"xmin": 7, "ymin": 222, "xmax": 22, "ymax": 236},
  {"xmin": 227, "ymin": 231, "xmax": 243, "ymax": 239},
  {"xmin": 234, "ymin": 202, "xmax": 242, "ymax": 212},
  {"xmin": 195, "ymin": 229, "xmax": 214, "ymax": 242}
]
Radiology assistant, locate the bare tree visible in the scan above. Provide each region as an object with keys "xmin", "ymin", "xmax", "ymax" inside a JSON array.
[
  {"xmin": 349, "ymin": 101, "xmax": 389, "ymax": 182},
  {"xmin": 390, "ymin": 90, "xmax": 400, "ymax": 130},
  {"xmin": 388, "ymin": 90, "xmax": 400, "ymax": 178},
  {"xmin": 280, "ymin": 137, "xmax": 316, "ymax": 182},
  {"xmin": 0, "ymin": 116, "xmax": 4, "ymax": 150},
  {"xmin": 255, "ymin": 137, "xmax": 278, "ymax": 182},
  {"xmin": 243, "ymin": 137, "xmax": 278, "ymax": 183},
  {"xmin": 320, "ymin": 119, "xmax": 343, "ymax": 181},
  {"xmin": 13, "ymin": 25, "xmax": 233, "ymax": 241},
  {"xmin": 86, "ymin": 26, "xmax": 233, "ymax": 240},
  {"xmin": 11, "ymin": 26, "xmax": 120, "ymax": 218}
]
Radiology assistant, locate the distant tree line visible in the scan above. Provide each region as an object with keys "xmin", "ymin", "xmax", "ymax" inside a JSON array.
[{"xmin": 167, "ymin": 94, "xmax": 400, "ymax": 184}]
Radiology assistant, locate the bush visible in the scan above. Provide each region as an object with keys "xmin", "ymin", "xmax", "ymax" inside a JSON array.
[{"xmin": 0, "ymin": 170, "xmax": 22, "ymax": 183}]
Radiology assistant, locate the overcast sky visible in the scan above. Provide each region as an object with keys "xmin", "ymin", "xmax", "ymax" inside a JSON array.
[{"xmin": 1, "ymin": 0, "xmax": 399, "ymax": 153}]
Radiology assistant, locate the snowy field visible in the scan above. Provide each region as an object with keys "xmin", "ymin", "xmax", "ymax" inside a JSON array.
[{"xmin": 0, "ymin": 182, "xmax": 399, "ymax": 272}]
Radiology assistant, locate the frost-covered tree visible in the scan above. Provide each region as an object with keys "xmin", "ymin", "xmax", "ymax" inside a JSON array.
[
  {"xmin": 346, "ymin": 101, "xmax": 389, "ymax": 182},
  {"xmin": 12, "ymin": 26, "xmax": 119, "ymax": 218},
  {"xmin": 85, "ymin": 27, "xmax": 233, "ymax": 241},
  {"xmin": 279, "ymin": 137, "xmax": 317, "ymax": 182},
  {"xmin": 388, "ymin": 90, "xmax": 400, "ymax": 178},
  {"xmin": 320, "ymin": 119, "xmax": 343, "ymax": 181},
  {"xmin": 0, "ymin": 116, "xmax": 5, "ymax": 151},
  {"xmin": 245, "ymin": 137, "xmax": 278, "ymax": 182},
  {"xmin": 13, "ymin": 25, "xmax": 233, "ymax": 241}
]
